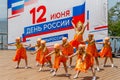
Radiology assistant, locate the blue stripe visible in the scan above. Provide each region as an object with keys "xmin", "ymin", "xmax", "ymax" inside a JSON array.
[
  {"xmin": 73, "ymin": 2, "xmax": 85, "ymax": 16},
  {"xmin": 87, "ymin": 10, "xmax": 89, "ymax": 20},
  {"xmin": 8, "ymin": 0, "xmax": 23, "ymax": 8},
  {"xmin": 42, "ymin": 34, "xmax": 68, "ymax": 43},
  {"xmin": 23, "ymin": 17, "xmax": 72, "ymax": 36},
  {"xmin": 25, "ymin": 0, "xmax": 29, "ymax": 2},
  {"xmin": 95, "ymin": 39, "xmax": 103, "ymax": 42},
  {"xmin": 12, "ymin": 4, "xmax": 24, "ymax": 11}
]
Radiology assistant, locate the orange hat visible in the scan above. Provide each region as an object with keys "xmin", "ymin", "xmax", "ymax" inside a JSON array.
[
  {"xmin": 88, "ymin": 33, "xmax": 94, "ymax": 37},
  {"xmin": 76, "ymin": 21, "xmax": 83, "ymax": 28},
  {"xmin": 41, "ymin": 40, "xmax": 46, "ymax": 44},
  {"xmin": 62, "ymin": 37, "xmax": 67, "ymax": 41},
  {"xmin": 78, "ymin": 44, "xmax": 86, "ymax": 49},
  {"xmin": 54, "ymin": 43, "xmax": 60, "ymax": 49},
  {"xmin": 16, "ymin": 37, "xmax": 20, "ymax": 40},
  {"xmin": 105, "ymin": 37, "xmax": 110, "ymax": 41},
  {"xmin": 37, "ymin": 38, "xmax": 41, "ymax": 41}
]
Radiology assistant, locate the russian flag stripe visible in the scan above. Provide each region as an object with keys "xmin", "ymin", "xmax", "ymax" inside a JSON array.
[
  {"xmin": 25, "ymin": 0, "xmax": 29, "ymax": 2},
  {"xmin": 12, "ymin": 8, "xmax": 24, "ymax": 15},
  {"xmin": 8, "ymin": 0, "xmax": 23, "ymax": 8},
  {"xmin": 12, "ymin": 0, "xmax": 24, "ymax": 7},
  {"xmin": 12, "ymin": 4, "xmax": 24, "ymax": 11},
  {"xmin": 72, "ymin": 2, "xmax": 85, "ymax": 24},
  {"xmin": 24, "ymin": 0, "xmax": 38, "ymax": 6},
  {"xmin": 73, "ymin": 2, "xmax": 85, "ymax": 16}
]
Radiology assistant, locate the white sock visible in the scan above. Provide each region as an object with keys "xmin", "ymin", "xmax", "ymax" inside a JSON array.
[
  {"xmin": 52, "ymin": 71, "xmax": 56, "ymax": 76},
  {"xmin": 92, "ymin": 76, "xmax": 96, "ymax": 80},
  {"xmin": 111, "ymin": 64, "xmax": 114, "ymax": 67},
  {"xmin": 66, "ymin": 73, "xmax": 69, "ymax": 77},
  {"xmin": 73, "ymin": 74, "xmax": 78, "ymax": 79},
  {"xmin": 97, "ymin": 66, "xmax": 100, "ymax": 71},
  {"xmin": 38, "ymin": 67, "xmax": 42, "ymax": 72}
]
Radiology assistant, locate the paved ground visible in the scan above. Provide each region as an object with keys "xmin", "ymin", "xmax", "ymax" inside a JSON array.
[{"xmin": 0, "ymin": 50, "xmax": 120, "ymax": 80}]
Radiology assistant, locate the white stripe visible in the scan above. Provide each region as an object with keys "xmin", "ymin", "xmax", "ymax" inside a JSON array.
[
  {"xmin": 12, "ymin": 0, "xmax": 24, "ymax": 7},
  {"xmin": 72, "ymin": 0, "xmax": 85, "ymax": 6}
]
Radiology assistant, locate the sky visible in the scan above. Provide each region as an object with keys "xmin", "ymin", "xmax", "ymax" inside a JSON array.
[
  {"xmin": 108, "ymin": 0, "xmax": 120, "ymax": 9},
  {"xmin": 0, "ymin": 0, "xmax": 120, "ymax": 20},
  {"xmin": 0, "ymin": 0, "xmax": 7, "ymax": 20}
]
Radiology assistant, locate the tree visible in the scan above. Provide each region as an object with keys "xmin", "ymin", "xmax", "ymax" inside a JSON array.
[{"xmin": 108, "ymin": 2, "xmax": 120, "ymax": 36}]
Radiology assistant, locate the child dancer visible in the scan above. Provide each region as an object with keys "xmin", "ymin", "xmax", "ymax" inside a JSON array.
[
  {"xmin": 61, "ymin": 37, "xmax": 74, "ymax": 68},
  {"xmin": 31, "ymin": 40, "xmax": 52, "ymax": 71},
  {"xmin": 99, "ymin": 37, "xmax": 114, "ymax": 67},
  {"xmin": 6, "ymin": 37, "xmax": 28, "ymax": 69},
  {"xmin": 30, "ymin": 38, "xmax": 41, "ymax": 66},
  {"xmin": 46, "ymin": 43, "xmax": 69, "ymax": 76},
  {"xmin": 69, "ymin": 44, "xmax": 96, "ymax": 80},
  {"xmin": 85, "ymin": 34, "xmax": 100, "ymax": 71},
  {"xmin": 70, "ymin": 20, "xmax": 86, "ymax": 49}
]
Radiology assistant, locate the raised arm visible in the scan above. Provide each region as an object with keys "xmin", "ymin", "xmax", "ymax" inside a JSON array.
[
  {"xmin": 69, "ymin": 51, "xmax": 78, "ymax": 58},
  {"xmin": 82, "ymin": 53, "xmax": 86, "ymax": 61},
  {"xmin": 96, "ymin": 42, "xmax": 104, "ymax": 44},
  {"xmin": 43, "ymin": 47, "xmax": 47, "ymax": 52},
  {"xmin": 62, "ymin": 42, "xmax": 68, "ymax": 47},
  {"xmin": 89, "ymin": 39, "xmax": 95, "ymax": 43},
  {"xmin": 45, "ymin": 51, "xmax": 55, "ymax": 57},
  {"xmin": 80, "ymin": 24, "xmax": 87, "ymax": 34},
  {"xmin": 5, "ymin": 43, "xmax": 16, "ymax": 46},
  {"xmin": 29, "ymin": 44, "xmax": 36, "ymax": 48},
  {"xmin": 22, "ymin": 43, "xmax": 31, "ymax": 47},
  {"xmin": 108, "ymin": 42, "xmax": 111, "ymax": 45},
  {"xmin": 71, "ymin": 20, "xmax": 77, "ymax": 31}
]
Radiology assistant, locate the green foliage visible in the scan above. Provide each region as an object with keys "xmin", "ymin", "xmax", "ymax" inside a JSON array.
[{"xmin": 108, "ymin": 2, "xmax": 120, "ymax": 36}]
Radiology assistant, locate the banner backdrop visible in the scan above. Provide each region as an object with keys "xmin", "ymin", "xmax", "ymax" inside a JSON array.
[{"xmin": 8, "ymin": 0, "xmax": 108, "ymax": 50}]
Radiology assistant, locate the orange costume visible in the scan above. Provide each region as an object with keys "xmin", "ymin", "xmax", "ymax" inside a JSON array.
[
  {"xmin": 53, "ymin": 51, "xmax": 67, "ymax": 69},
  {"xmin": 99, "ymin": 43, "xmax": 112, "ymax": 58},
  {"xmin": 35, "ymin": 44, "xmax": 41, "ymax": 62},
  {"xmin": 75, "ymin": 52, "xmax": 94, "ymax": 72},
  {"xmin": 86, "ymin": 41, "xmax": 99, "ymax": 57},
  {"xmin": 70, "ymin": 33, "xmax": 85, "ymax": 48},
  {"xmin": 13, "ymin": 43, "xmax": 27, "ymax": 61},
  {"xmin": 38, "ymin": 47, "xmax": 51, "ymax": 65},
  {"xmin": 62, "ymin": 42, "xmax": 74, "ymax": 56}
]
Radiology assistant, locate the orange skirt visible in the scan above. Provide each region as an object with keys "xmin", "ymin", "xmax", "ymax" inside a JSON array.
[
  {"xmin": 53, "ymin": 56, "xmax": 67, "ymax": 69},
  {"xmin": 39, "ymin": 54, "xmax": 51, "ymax": 65},
  {"xmin": 99, "ymin": 47, "xmax": 112, "ymax": 58},
  {"xmin": 75, "ymin": 54, "xmax": 94, "ymax": 72},
  {"xmin": 62, "ymin": 44, "xmax": 74, "ymax": 56},
  {"xmin": 39, "ymin": 49, "xmax": 51, "ymax": 65},
  {"xmin": 86, "ymin": 44, "xmax": 99, "ymax": 57},
  {"xmin": 13, "ymin": 48, "xmax": 27, "ymax": 61},
  {"xmin": 70, "ymin": 34, "xmax": 85, "ymax": 48},
  {"xmin": 70, "ymin": 39, "xmax": 85, "ymax": 49},
  {"xmin": 36, "ymin": 50, "xmax": 41, "ymax": 61}
]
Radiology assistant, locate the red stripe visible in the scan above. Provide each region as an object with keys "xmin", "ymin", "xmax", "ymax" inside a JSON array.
[
  {"xmin": 12, "ymin": 8, "xmax": 24, "ymax": 15},
  {"xmin": 8, "ymin": 15, "xmax": 20, "ymax": 19},
  {"xmin": 94, "ymin": 26, "xmax": 108, "ymax": 30},
  {"xmin": 24, "ymin": 0, "xmax": 38, "ymax": 6},
  {"xmin": 72, "ymin": 13, "xmax": 85, "ymax": 25},
  {"xmin": 23, "ymin": 26, "xmax": 73, "ymax": 42},
  {"xmin": 86, "ymin": 22, "xmax": 89, "ymax": 30}
]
